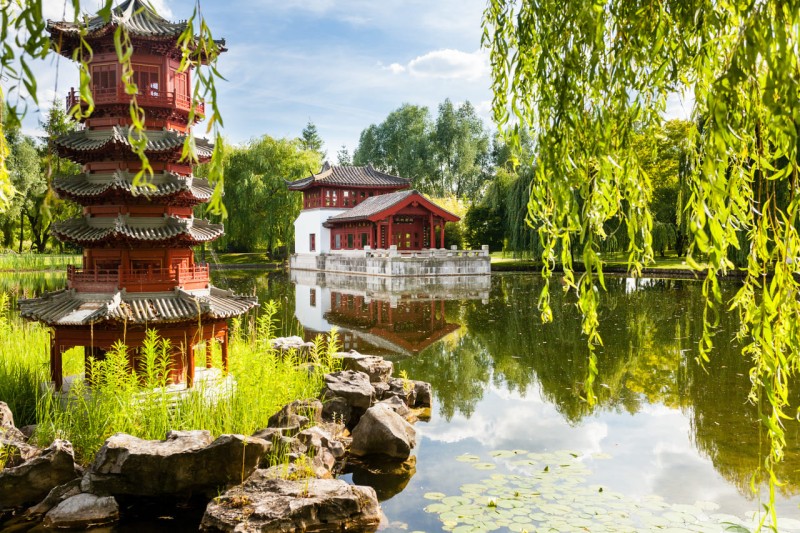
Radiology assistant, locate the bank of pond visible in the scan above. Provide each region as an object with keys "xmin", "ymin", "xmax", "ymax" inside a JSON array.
[{"xmin": 1, "ymin": 271, "xmax": 799, "ymax": 531}]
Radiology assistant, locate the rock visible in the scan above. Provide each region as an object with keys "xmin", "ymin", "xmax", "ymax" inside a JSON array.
[
  {"xmin": 270, "ymin": 336, "xmax": 316, "ymax": 353},
  {"xmin": 377, "ymin": 396, "xmax": 411, "ymax": 418},
  {"xmin": 0, "ymin": 439, "xmax": 79, "ymax": 510},
  {"xmin": 321, "ymin": 370, "xmax": 374, "ymax": 427},
  {"xmin": 0, "ymin": 438, "xmax": 42, "ymax": 468},
  {"xmin": 20, "ymin": 425, "xmax": 36, "ymax": 441},
  {"xmin": 266, "ymin": 399, "xmax": 323, "ymax": 436},
  {"xmin": 251, "ymin": 427, "xmax": 283, "ymax": 442},
  {"xmin": 25, "ymin": 478, "xmax": 82, "ymax": 518},
  {"xmin": 297, "ymin": 425, "xmax": 346, "ymax": 460},
  {"xmin": 86, "ymin": 430, "xmax": 269, "ymax": 497},
  {"xmin": 200, "ymin": 473, "xmax": 381, "ymax": 532},
  {"xmin": 350, "ymin": 404, "xmax": 416, "ymax": 460},
  {"xmin": 0, "ymin": 402, "xmax": 25, "ymax": 443},
  {"xmin": 411, "ymin": 380, "xmax": 433, "ymax": 408},
  {"xmin": 43, "ymin": 493, "xmax": 119, "ymax": 529},
  {"xmin": 379, "ymin": 378, "xmax": 417, "ymax": 407},
  {"xmin": 333, "ymin": 352, "xmax": 393, "ymax": 383}
]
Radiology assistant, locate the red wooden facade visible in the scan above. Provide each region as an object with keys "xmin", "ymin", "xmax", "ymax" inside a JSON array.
[{"xmin": 20, "ymin": 1, "xmax": 256, "ymax": 391}]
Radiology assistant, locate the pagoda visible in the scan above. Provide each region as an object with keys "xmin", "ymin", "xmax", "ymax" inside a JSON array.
[{"xmin": 20, "ymin": 0, "xmax": 257, "ymax": 390}]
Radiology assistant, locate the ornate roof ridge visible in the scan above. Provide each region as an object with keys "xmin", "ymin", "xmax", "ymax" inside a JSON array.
[
  {"xmin": 53, "ymin": 171, "xmax": 212, "ymax": 201},
  {"xmin": 286, "ymin": 162, "xmax": 411, "ymax": 190},
  {"xmin": 47, "ymin": 0, "xmax": 187, "ymax": 39}
]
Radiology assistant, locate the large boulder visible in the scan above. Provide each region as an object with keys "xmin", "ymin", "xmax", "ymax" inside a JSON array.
[
  {"xmin": 0, "ymin": 439, "xmax": 80, "ymax": 510},
  {"xmin": 333, "ymin": 352, "xmax": 393, "ymax": 383},
  {"xmin": 411, "ymin": 380, "xmax": 433, "ymax": 408},
  {"xmin": 320, "ymin": 371, "xmax": 374, "ymax": 426},
  {"xmin": 200, "ymin": 472, "xmax": 381, "ymax": 532},
  {"xmin": 350, "ymin": 404, "xmax": 417, "ymax": 460},
  {"xmin": 0, "ymin": 401, "xmax": 25, "ymax": 442},
  {"xmin": 377, "ymin": 378, "xmax": 416, "ymax": 408},
  {"xmin": 297, "ymin": 425, "xmax": 346, "ymax": 460},
  {"xmin": 85, "ymin": 430, "xmax": 269, "ymax": 497},
  {"xmin": 43, "ymin": 493, "xmax": 119, "ymax": 529},
  {"xmin": 25, "ymin": 479, "xmax": 82, "ymax": 519},
  {"xmin": 0, "ymin": 438, "xmax": 41, "ymax": 468}
]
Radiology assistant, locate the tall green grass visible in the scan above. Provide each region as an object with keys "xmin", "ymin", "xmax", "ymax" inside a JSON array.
[
  {"xmin": 0, "ymin": 253, "xmax": 81, "ymax": 272},
  {"xmin": 0, "ymin": 298, "xmax": 339, "ymax": 464}
]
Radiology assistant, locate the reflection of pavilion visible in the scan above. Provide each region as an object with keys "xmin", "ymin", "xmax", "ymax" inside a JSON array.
[{"xmin": 293, "ymin": 272, "xmax": 489, "ymax": 357}]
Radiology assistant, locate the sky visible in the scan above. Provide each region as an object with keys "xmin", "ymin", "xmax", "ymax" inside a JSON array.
[{"xmin": 18, "ymin": 0, "xmax": 693, "ymax": 160}]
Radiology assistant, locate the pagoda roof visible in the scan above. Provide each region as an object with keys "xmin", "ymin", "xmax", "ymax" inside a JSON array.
[
  {"xmin": 325, "ymin": 189, "xmax": 460, "ymax": 225},
  {"xmin": 19, "ymin": 286, "xmax": 256, "ymax": 326},
  {"xmin": 53, "ymin": 171, "xmax": 213, "ymax": 203},
  {"xmin": 51, "ymin": 215, "xmax": 223, "ymax": 247},
  {"xmin": 53, "ymin": 127, "xmax": 213, "ymax": 161},
  {"xmin": 286, "ymin": 162, "xmax": 411, "ymax": 191},
  {"xmin": 48, "ymin": 0, "xmax": 186, "ymax": 40},
  {"xmin": 47, "ymin": 0, "xmax": 226, "ymax": 57}
]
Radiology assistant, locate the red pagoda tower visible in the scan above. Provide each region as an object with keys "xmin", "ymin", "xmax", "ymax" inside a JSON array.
[{"xmin": 20, "ymin": 0, "xmax": 257, "ymax": 390}]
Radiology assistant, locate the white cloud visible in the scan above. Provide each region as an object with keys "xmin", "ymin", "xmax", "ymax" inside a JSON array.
[
  {"xmin": 384, "ymin": 62, "xmax": 406, "ymax": 75},
  {"xmin": 406, "ymin": 49, "xmax": 488, "ymax": 81}
]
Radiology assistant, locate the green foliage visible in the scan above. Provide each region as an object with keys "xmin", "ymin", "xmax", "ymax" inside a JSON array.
[
  {"xmin": 220, "ymin": 135, "xmax": 320, "ymax": 254},
  {"xmin": 464, "ymin": 204, "xmax": 504, "ymax": 251},
  {"xmin": 300, "ymin": 121, "xmax": 326, "ymax": 160},
  {"xmin": 353, "ymin": 100, "xmax": 491, "ymax": 198},
  {"xmin": 484, "ymin": 0, "xmax": 800, "ymax": 526}
]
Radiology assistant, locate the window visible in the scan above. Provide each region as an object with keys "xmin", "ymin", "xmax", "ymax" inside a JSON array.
[
  {"xmin": 361, "ymin": 233, "xmax": 368, "ymax": 247},
  {"xmin": 133, "ymin": 65, "xmax": 160, "ymax": 97},
  {"xmin": 347, "ymin": 234, "xmax": 354, "ymax": 248},
  {"xmin": 310, "ymin": 288, "xmax": 316, "ymax": 307},
  {"xmin": 92, "ymin": 64, "xmax": 117, "ymax": 96},
  {"xmin": 343, "ymin": 190, "xmax": 350, "ymax": 207},
  {"xmin": 334, "ymin": 234, "xmax": 341, "ymax": 249},
  {"xmin": 309, "ymin": 233, "xmax": 316, "ymax": 252}
]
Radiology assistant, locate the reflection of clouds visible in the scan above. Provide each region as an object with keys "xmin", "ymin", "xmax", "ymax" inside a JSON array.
[{"xmin": 421, "ymin": 386, "xmax": 609, "ymax": 456}]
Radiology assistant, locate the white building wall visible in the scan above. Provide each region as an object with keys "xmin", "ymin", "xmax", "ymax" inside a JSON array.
[
  {"xmin": 294, "ymin": 283, "xmax": 333, "ymax": 333},
  {"xmin": 294, "ymin": 208, "xmax": 347, "ymax": 255}
]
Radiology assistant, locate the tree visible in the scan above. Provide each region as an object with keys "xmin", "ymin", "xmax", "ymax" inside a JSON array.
[
  {"xmin": 336, "ymin": 145, "xmax": 352, "ymax": 166},
  {"xmin": 484, "ymin": 0, "xmax": 800, "ymax": 522},
  {"xmin": 221, "ymin": 136, "xmax": 320, "ymax": 255},
  {"xmin": 300, "ymin": 121, "xmax": 326, "ymax": 160},
  {"xmin": 353, "ymin": 104, "xmax": 433, "ymax": 189}
]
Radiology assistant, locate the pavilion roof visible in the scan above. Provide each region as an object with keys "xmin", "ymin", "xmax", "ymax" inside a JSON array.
[
  {"xmin": 48, "ymin": 0, "xmax": 187, "ymax": 40},
  {"xmin": 52, "ymin": 215, "xmax": 223, "ymax": 247},
  {"xmin": 53, "ymin": 171, "xmax": 213, "ymax": 204},
  {"xmin": 20, "ymin": 286, "xmax": 256, "ymax": 326},
  {"xmin": 286, "ymin": 162, "xmax": 411, "ymax": 191},
  {"xmin": 325, "ymin": 189, "xmax": 460, "ymax": 224},
  {"xmin": 53, "ymin": 127, "xmax": 213, "ymax": 161}
]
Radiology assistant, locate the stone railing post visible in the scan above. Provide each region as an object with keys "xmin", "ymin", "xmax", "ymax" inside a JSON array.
[
  {"xmin": 482, "ymin": 245, "xmax": 489, "ymax": 257},
  {"xmin": 389, "ymin": 245, "xmax": 398, "ymax": 258}
]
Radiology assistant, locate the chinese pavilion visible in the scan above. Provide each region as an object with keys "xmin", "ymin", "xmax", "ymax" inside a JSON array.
[
  {"xmin": 20, "ymin": 0, "xmax": 257, "ymax": 390},
  {"xmin": 287, "ymin": 162, "xmax": 460, "ymax": 254}
]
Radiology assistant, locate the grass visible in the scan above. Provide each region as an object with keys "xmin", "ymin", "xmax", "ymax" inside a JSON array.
[
  {"xmin": 0, "ymin": 253, "xmax": 81, "ymax": 272},
  {"xmin": 0, "ymin": 298, "xmax": 340, "ymax": 464},
  {"xmin": 204, "ymin": 252, "xmax": 282, "ymax": 266},
  {"xmin": 489, "ymin": 251, "xmax": 695, "ymax": 272}
]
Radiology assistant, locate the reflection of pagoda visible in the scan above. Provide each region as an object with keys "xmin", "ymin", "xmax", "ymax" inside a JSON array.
[
  {"xmin": 295, "ymin": 284, "xmax": 460, "ymax": 357},
  {"xmin": 20, "ymin": 0, "xmax": 256, "ymax": 389}
]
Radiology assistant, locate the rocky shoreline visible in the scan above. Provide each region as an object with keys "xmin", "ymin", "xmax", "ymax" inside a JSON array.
[{"xmin": 0, "ymin": 349, "xmax": 431, "ymax": 531}]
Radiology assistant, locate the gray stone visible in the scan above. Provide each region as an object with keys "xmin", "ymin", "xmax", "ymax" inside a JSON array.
[
  {"xmin": 86, "ymin": 430, "xmax": 269, "ymax": 497},
  {"xmin": 379, "ymin": 377, "xmax": 417, "ymax": 407},
  {"xmin": 297, "ymin": 425, "xmax": 346, "ymax": 460},
  {"xmin": 321, "ymin": 371, "xmax": 374, "ymax": 410},
  {"xmin": 25, "ymin": 478, "xmax": 82, "ymax": 518},
  {"xmin": 321, "ymin": 395, "xmax": 353, "ymax": 427},
  {"xmin": 200, "ymin": 474, "xmax": 381, "ymax": 532},
  {"xmin": 0, "ymin": 401, "xmax": 14, "ymax": 432},
  {"xmin": 350, "ymin": 404, "xmax": 417, "ymax": 460},
  {"xmin": 0, "ymin": 438, "xmax": 41, "ymax": 468},
  {"xmin": 377, "ymin": 396, "xmax": 412, "ymax": 419},
  {"xmin": 266, "ymin": 399, "xmax": 322, "ymax": 436},
  {"xmin": 411, "ymin": 380, "xmax": 432, "ymax": 408},
  {"xmin": 0, "ymin": 439, "xmax": 79, "ymax": 509},
  {"xmin": 333, "ymin": 352, "xmax": 393, "ymax": 383},
  {"xmin": 43, "ymin": 493, "xmax": 119, "ymax": 529}
]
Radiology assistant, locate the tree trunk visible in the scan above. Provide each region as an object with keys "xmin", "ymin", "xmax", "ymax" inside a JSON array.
[{"xmin": 18, "ymin": 212, "xmax": 23, "ymax": 254}]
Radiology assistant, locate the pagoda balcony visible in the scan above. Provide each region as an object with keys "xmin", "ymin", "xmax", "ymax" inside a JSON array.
[
  {"xmin": 66, "ymin": 87, "xmax": 205, "ymax": 117},
  {"xmin": 67, "ymin": 264, "xmax": 210, "ymax": 293}
]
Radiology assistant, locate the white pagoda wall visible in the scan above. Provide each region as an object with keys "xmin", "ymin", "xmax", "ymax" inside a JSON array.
[{"xmin": 293, "ymin": 208, "xmax": 346, "ymax": 255}]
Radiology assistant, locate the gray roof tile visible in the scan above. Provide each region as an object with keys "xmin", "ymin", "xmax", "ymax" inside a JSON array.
[
  {"xmin": 326, "ymin": 189, "xmax": 460, "ymax": 223},
  {"xmin": 54, "ymin": 126, "xmax": 214, "ymax": 159},
  {"xmin": 20, "ymin": 287, "xmax": 257, "ymax": 326},
  {"xmin": 48, "ymin": 0, "xmax": 186, "ymax": 39},
  {"xmin": 53, "ymin": 171, "xmax": 212, "ymax": 202},
  {"xmin": 286, "ymin": 162, "xmax": 410, "ymax": 190},
  {"xmin": 52, "ymin": 215, "xmax": 223, "ymax": 246}
]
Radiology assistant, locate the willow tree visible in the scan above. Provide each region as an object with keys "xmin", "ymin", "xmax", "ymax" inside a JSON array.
[{"xmin": 484, "ymin": 1, "xmax": 800, "ymax": 526}]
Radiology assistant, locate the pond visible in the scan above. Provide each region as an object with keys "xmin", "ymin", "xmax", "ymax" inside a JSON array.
[{"xmin": 7, "ymin": 270, "xmax": 800, "ymax": 531}]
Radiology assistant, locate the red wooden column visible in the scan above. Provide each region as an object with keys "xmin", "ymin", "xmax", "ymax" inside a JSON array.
[
  {"xmin": 388, "ymin": 217, "xmax": 394, "ymax": 247},
  {"xmin": 428, "ymin": 213, "xmax": 434, "ymax": 248},
  {"xmin": 221, "ymin": 329, "xmax": 229, "ymax": 373},
  {"xmin": 439, "ymin": 218, "xmax": 445, "ymax": 248}
]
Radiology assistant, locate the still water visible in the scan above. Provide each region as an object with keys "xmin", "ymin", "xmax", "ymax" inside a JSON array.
[
  {"xmin": 215, "ymin": 270, "xmax": 800, "ymax": 531},
  {"xmin": 8, "ymin": 270, "xmax": 800, "ymax": 531}
]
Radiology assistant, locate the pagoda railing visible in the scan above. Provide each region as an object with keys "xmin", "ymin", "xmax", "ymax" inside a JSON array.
[
  {"xmin": 66, "ymin": 87, "xmax": 205, "ymax": 116},
  {"xmin": 67, "ymin": 264, "xmax": 210, "ymax": 292}
]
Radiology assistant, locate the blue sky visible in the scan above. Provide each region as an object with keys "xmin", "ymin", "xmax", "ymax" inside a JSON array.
[{"xmin": 25, "ymin": 0, "xmax": 494, "ymax": 158}]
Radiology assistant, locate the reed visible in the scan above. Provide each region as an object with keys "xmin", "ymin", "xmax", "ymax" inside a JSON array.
[
  {"xmin": 0, "ymin": 253, "xmax": 81, "ymax": 272},
  {"xmin": 0, "ymin": 297, "xmax": 340, "ymax": 464}
]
